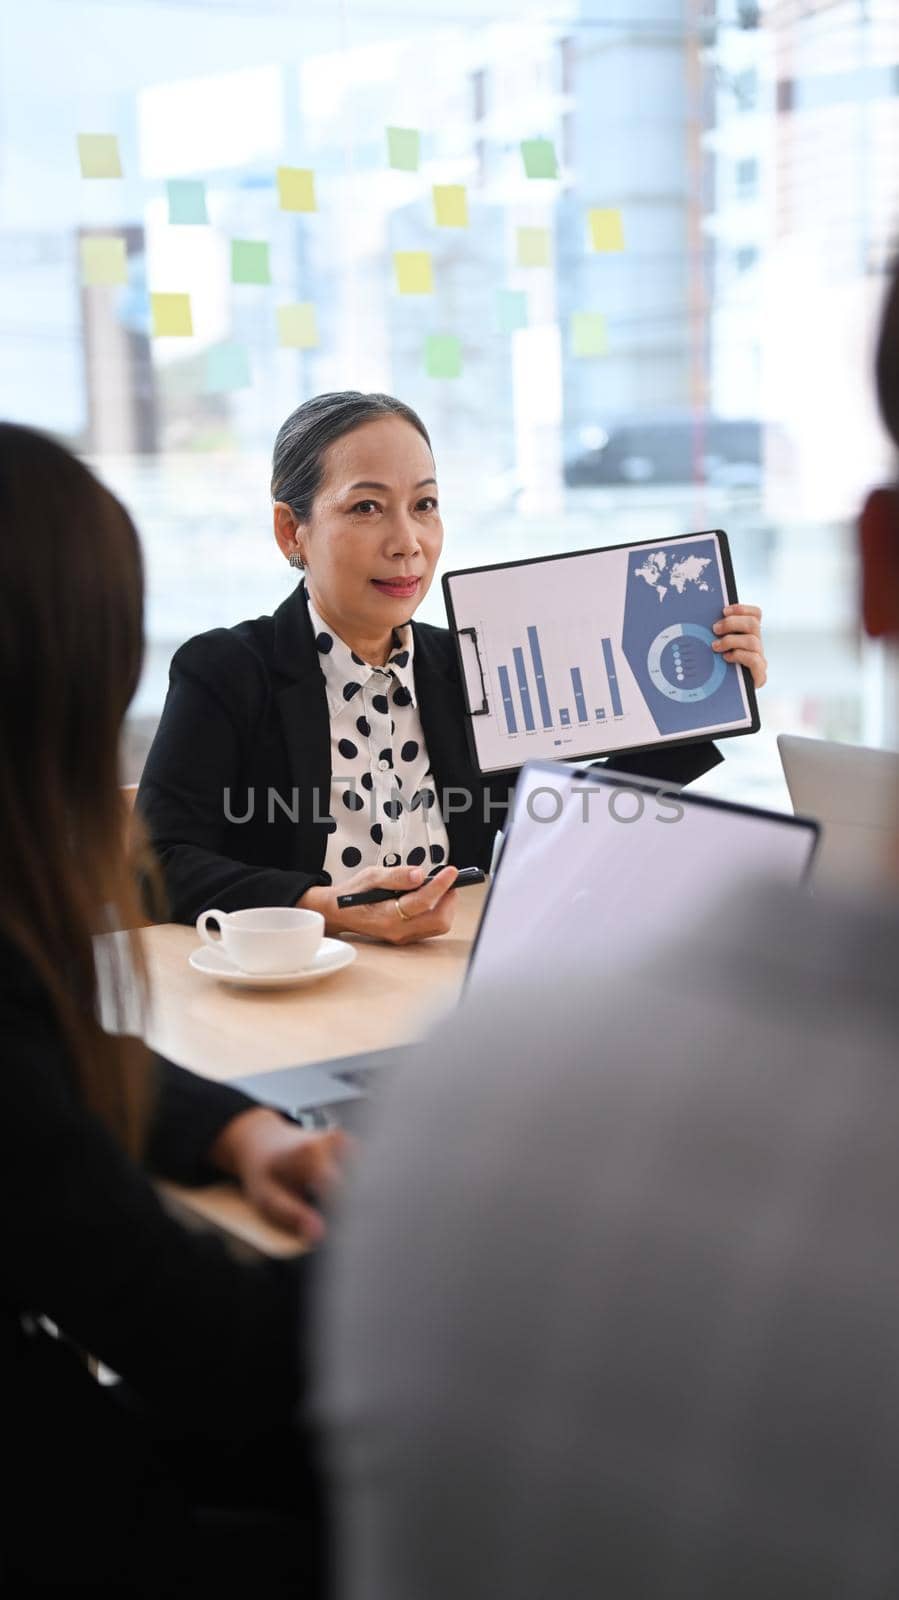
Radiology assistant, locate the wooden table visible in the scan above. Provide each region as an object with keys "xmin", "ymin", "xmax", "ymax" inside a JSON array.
[{"xmin": 141, "ymin": 885, "xmax": 488, "ymax": 1254}]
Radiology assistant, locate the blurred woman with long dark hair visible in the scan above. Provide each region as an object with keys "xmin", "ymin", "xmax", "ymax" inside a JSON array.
[{"xmin": 0, "ymin": 423, "xmax": 344, "ymax": 1594}]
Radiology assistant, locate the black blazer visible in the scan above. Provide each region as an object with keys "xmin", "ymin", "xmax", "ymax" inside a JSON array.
[
  {"xmin": 0, "ymin": 930, "xmax": 309, "ymax": 1589},
  {"xmin": 138, "ymin": 583, "xmax": 723, "ymax": 925}
]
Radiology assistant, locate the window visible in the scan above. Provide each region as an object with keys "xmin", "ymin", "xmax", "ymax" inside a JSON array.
[
  {"xmin": 2, "ymin": 2, "xmax": 896, "ymax": 801},
  {"xmin": 736, "ymin": 156, "xmax": 759, "ymax": 200},
  {"xmin": 558, "ymin": 35, "xmax": 575, "ymax": 97},
  {"xmin": 733, "ymin": 67, "xmax": 758, "ymax": 111}
]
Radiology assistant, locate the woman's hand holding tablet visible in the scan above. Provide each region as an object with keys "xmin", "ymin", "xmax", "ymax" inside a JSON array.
[{"xmin": 711, "ymin": 603, "xmax": 767, "ymax": 687}]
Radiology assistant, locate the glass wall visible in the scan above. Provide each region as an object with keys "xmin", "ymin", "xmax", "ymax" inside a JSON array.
[{"xmin": 2, "ymin": 0, "xmax": 897, "ymax": 802}]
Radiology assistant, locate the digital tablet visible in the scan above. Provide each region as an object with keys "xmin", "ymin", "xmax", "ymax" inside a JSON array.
[{"xmin": 443, "ymin": 529, "xmax": 760, "ymax": 776}]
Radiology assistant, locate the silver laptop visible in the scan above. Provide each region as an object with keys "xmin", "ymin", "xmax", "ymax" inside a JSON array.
[
  {"xmin": 235, "ymin": 761, "xmax": 819, "ymax": 1126},
  {"xmin": 778, "ymin": 734, "xmax": 899, "ymax": 892}
]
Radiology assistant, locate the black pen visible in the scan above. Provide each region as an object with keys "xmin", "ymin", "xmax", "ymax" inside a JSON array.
[{"xmin": 336, "ymin": 866, "xmax": 485, "ymax": 909}]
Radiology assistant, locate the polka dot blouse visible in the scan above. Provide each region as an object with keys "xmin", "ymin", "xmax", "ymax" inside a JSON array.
[{"xmin": 306, "ymin": 592, "xmax": 452, "ymax": 887}]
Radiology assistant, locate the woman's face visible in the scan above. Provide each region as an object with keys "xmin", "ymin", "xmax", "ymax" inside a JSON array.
[{"xmin": 279, "ymin": 415, "xmax": 443, "ymax": 652}]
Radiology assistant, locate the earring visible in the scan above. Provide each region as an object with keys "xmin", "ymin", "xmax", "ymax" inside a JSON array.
[{"xmin": 288, "ymin": 550, "xmax": 304, "ymax": 570}]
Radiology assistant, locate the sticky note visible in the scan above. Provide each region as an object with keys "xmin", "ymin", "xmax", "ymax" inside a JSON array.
[
  {"xmin": 80, "ymin": 236, "xmax": 127, "ymax": 287},
  {"xmin": 231, "ymin": 240, "xmax": 271, "ymax": 285},
  {"xmin": 516, "ymin": 227, "xmax": 551, "ymax": 268},
  {"xmin": 394, "ymin": 251, "xmax": 433, "ymax": 294},
  {"xmin": 205, "ymin": 342, "xmax": 251, "ymax": 393},
  {"xmin": 521, "ymin": 138, "xmax": 558, "ymax": 179},
  {"xmin": 571, "ymin": 312, "xmax": 607, "ymax": 357},
  {"xmin": 167, "ymin": 179, "xmax": 208, "ymax": 224},
  {"xmin": 386, "ymin": 126, "xmax": 420, "ymax": 171},
  {"xmin": 277, "ymin": 303, "xmax": 318, "ymax": 348},
  {"xmin": 150, "ymin": 293, "xmax": 193, "ymax": 337},
  {"xmin": 277, "ymin": 167, "xmax": 317, "ymax": 212},
  {"xmin": 77, "ymin": 134, "xmax": 122, "ymax": 179},
  {"xmin": 425, "ymin": 335, "xmax": 462, "ymax": 379},
  {"xmin": 433, "ymin": 185, "xmax": 468, "ymax": 227},
  {"xmin": 588, "ymin": 208, "xmax": 625, "ymax": 252},
  {"xmin": 496, "ymin": 289, "xmax": 527, "ymax": 333}
]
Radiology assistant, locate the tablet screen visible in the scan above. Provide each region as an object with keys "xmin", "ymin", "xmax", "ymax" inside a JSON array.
[{"xmin": 445, "ymin": 530, "xmax": 758, "ymax": 775}]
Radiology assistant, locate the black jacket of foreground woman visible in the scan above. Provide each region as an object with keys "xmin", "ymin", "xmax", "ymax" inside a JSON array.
[{"xmin": 0, "ymin": 932, "xmax": 322, "ymax": 1593}]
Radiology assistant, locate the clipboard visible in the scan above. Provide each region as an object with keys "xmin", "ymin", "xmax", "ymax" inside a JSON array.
[{"xmin": 443, "ymin": 528, "xmax": 760, "ymax": 777}]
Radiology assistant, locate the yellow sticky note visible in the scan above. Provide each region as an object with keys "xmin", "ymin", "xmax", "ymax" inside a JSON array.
[
  {"xmin": 588, "ymin": 208, "xmax": 625, "ymax": 252},
  {"xmin": 80, "ymin": 235, "xmax": 127, "ymax": 287},
  {"xmin": 150, "ymin": 293, "xmax": 193, "ymax": 337},
  {"xmin": 277, "ymin": 302, "xmax": 319, "ymax": 348},
  {"xmin": 394, "ymin": 251, "xmax": 433, "ymax": 294},
  {"xmin": 433, "ymin": 185, "xmax": 468, "ymax": 227},
  {"xmin": 77, "ymin": 134, "xmax": 122, "ymax": 179},
  {"xmin": 516, "ymin": 227, "xmax": 551, "ymax": 268},
  {"xmin": 571, "ymin": 313, "xmax": 607, "ymax": 358},
  {"xmin": 277, "ymin": 167, "xmax": 317, "ymax": 212}
]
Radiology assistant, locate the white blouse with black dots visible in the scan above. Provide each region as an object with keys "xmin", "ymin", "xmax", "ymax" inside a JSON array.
[{"xmin": 306, "ymin": 593, "xmax": 452, "ymax": 887}]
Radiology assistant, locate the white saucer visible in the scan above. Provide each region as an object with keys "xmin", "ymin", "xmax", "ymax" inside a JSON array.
[{"xmin": 189, "ymin": 938, "xmax": 357, "ymax": 989}]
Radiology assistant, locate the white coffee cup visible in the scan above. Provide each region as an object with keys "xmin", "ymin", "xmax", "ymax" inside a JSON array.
[{"xmin": 196, "ymin": 906, "xmax": 325, "ymax": 975}]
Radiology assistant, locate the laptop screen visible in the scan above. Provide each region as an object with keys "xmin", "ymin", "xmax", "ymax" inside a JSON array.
[{"xmin": 465, "ymin": 762, "xmax": 818, "ymax": 998}]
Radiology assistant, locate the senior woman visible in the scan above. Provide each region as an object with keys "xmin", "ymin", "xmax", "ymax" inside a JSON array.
[{"xmin": 138, "ymin": 392, "xmax": 768, "ymax": 942}]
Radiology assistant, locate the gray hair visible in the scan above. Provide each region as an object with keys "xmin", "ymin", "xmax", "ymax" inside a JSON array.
[{"xmin": 271, "ymin": 391, "xmax": 433, "ymax": 522}]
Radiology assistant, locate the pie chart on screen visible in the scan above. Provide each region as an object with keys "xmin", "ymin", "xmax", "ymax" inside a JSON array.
[{"xmin": 646, "ymin": 622, "xmax": 727, "ymax": 703}]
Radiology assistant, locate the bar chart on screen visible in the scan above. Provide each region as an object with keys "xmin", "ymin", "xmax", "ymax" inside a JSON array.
[
  {"xmin": 486, "ymin": 613, "xmax": 634, "ymax": 755},
  {"xmin": 491, "ymin": 621, "xmax": 625, "ymax": 739}
]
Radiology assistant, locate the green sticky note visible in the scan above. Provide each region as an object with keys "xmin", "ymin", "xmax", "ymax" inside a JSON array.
[
  {"xmin": 425, "ymin": 335, "xmax": 462, "ymax": 379},
  {"xmin": 588, "ymin": 208, "xmax": 625, "ymax": 252},
  {"xmin": 205, "ymin": 342, "xmax": 251, "ymax": 393},
  {"xmin": 394, "ymin": 251, "xmax": 433, "ymax": 294},
  {"xmin": 231, "ymin": 240, "xmax": 271, "ymax": 285},
  {"xmin": 167, "ymin": 179, "xmax": 208, "ymax": 225},
  {"xmin": 277, "ymin": 166, "xmax": 317, "ymax": 212},
  {"xmin": 571, "ymin": 312, "xmax": 607, "ymax": 358},
  {"xmin": 77, "ymin": 134, "xmax": 122, "ymax": 179},
  {"xmin": 277, "ymin": 302, "xmax": 318, "ymax": 348},
  {"xmin": 516, "ymin": 227, "xmax": 551, "ymax": 268},
  {"xmin": 386, "ymin": 126, "xmax": 420, "ymax": 171},
  {"xmin": 151, "ymin": 293, "xmax": 193, "ymax": 337},
  {"xmin": 496, "ymin": 288, "xmax": 527, "ymax": 333},
  {"xmin": 80, "ymin": 235, "xmax": 127, "ymax": 287},
  {"xmin": 433, "ymin": 185, "xmax": 468, "ymax": 227},
  {"xmin": 521, "ymin": 138, "xmax": 558, "ymax": 179}
]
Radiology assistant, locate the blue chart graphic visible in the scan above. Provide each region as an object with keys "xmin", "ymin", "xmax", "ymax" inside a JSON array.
[
  {"xmin": 621, "ymin": 540, "xmax": 746, "ymax": 736},
  {"xmin": 495, "ymin": 622, "xmax": 632, "ymax": 739},
  {"xmin": 570, "ymin": 668, "xmax": 588, "ymax": 724},
  {"xmin": 601, "ymin": 638, "xmax": 624, "ymax": 717},
  {"xmin": 647, "ymin": 623, "xmax": 727, "ymax": 703},
  {"xmin": 499, "ymin": 625, "xmax": 554, "ymax": 737},
  {"xmin": 512, "ymin": 647, "xmax": 535, "ymax": 732},
  {"xmin": 497, "ymin": 665, "xmax": 517, "ymax": 734},
  {"xmin": 526, "ymin": 626, "xmax": 553, "ymax": 729}
]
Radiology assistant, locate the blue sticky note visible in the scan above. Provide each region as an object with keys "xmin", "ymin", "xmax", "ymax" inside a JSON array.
[
  {"xmin": 167, "ymin": 179, "xmax": 208, "ymax": 225},
  {"xmin": 204, "ymin": 342, "xmax": 251, "ymax": 393},
  {"xmin": 496, "ymin": 289, "xmax": 527, "ymax": 333}
]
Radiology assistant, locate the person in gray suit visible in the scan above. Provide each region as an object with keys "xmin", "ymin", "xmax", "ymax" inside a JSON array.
[{"xmin": 318, "ymin": 260, "xmax": 899, "ymax": 1600}]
